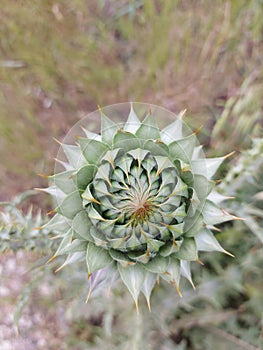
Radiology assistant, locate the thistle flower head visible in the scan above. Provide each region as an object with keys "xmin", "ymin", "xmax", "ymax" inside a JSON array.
[{"xmin": 43, "ymin": 103, "xmax": 236, "ymax": 309}]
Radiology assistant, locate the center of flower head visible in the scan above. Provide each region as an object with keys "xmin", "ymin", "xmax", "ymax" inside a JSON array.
[{"xmin": 131, "ymin": 199, "xmax": 153, "ymax": 223}]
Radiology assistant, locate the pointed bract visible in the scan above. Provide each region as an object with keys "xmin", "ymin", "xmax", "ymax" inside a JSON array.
[
  {"xmin": 72, "ymin": 211, "xmax": 94, "ymax": 241},
  {"xmin": 50, "ymin": 170, "xmax": 76, "ymax": 194},
  {"xmin": 180, "ymin": 260, "xmax": 195, "ymax": 289},
  {"xmin": 141, "ymin": 272, "xmax": 157, "ymax": 310},
  {"xmin": 57, "ymin": 190, "xmax": 83, "ymax": 220},
  {"xmin": 86, "ymin": 242, "xmax": 112, "ymax": 275},
  {"xmin": 118, "ymin": 263, "xmax": 146, "ymax": 310},
  {"xmin": 78, "ymin": 137, "xmax": 110, "ymax": 165},
  {"xmin": 61, "ymin": 144, "xmax": 86, "ymax": 168},
  {"xmin": 160, "ymin": 110, "xmax": 186, "ymax": 143},
  {"xmin": 191, "ymin": 153, "xmax": 234, "ymax": 179},
  {"xmin": 101, "ymin": 113, "xmax": 120, "ymax": 145},
  {"xmin": 203, "ymin": 200, "xmax": 240, "ymax": 225},
  {"xmin": 73, "ymin": 165, "xmax": 96, "ymax": 190},
  {"xmin": 56, "ymin": 251, "xmax": 86, "ymax": 272},
  {"xmin": 113, "ymin": 131, "xmax": 142, "ymax": 151},
  {"xmin": 174, "ymin": 237, "xmax": 198, "ymax": 261},
  {"xmin": 124, "ymin": 103, "xmax": 141, "ymax": 133},
  {"xmin": 169, "ymin": 133, "xmax": 197, "ymax": 163},
  {"xmin": 81, "ymin": 127, "xmax": 102, "ymax": 141},
  {"xmin": 195, "ymin": 228, "xmax": 234, "ymax": 257},
  {"xmin": 136, "ymin": 113, "xmax": 161, "ymax": 140}
]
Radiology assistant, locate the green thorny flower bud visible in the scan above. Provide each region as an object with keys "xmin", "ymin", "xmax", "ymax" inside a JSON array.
[{"xmin": 42, "ymin": 103, "xmax": 239, "ymax": 311}]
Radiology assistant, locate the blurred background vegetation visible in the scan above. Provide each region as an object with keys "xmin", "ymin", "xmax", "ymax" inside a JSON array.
[{"xmin": 0, "ymin": 1, "xmax": 262, "ymax": 349}]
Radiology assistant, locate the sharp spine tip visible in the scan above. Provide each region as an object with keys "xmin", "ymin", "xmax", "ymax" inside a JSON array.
[
  {"xmin": 175, "ymin": 284, "xmax": 183, "ymax": 298},
  {"xmin": 53, "ymin": 137, "xmax": 63, "ymax": 145},
  {"xmin": 194, "ymin": 126, "xmax": 203, "ymax": 135},
  {"xmin": 190, "ymin": 280, "xmax": 196, "ymax": 290},
  {"xmin": 54, "ymin": 267, "xmax": 61, "ymax": 273},
  {"xmin": 197, "ymin": 258, "xmax": 205, "ymax": 266},
  {"xmin": 146, "ymin": 298, "xmax": 151, "ymax": 312},
  {"xmin": 135, "ymin": 299, "xmax": 139, "ymax": 315},
  {"xmin": 234, "ymin": 216, "xmax": 245, "ymax": 221},
  {"xmin": 37, "ymin": 173, "xmax": 49, "ymax": 179},
  {"xmin": 46, "ymin": 255, "xmax": 56, "ymax": 264},
  {"xmin": 97, "ymin": 104, "xmax": 103, "ymax": 115},
  {"xmin": 224, "ymin": 250, "xmax": 235, "ymax": 258},
  {"xmin": 225, "ymin": 151, "xmax": 235, "ymax": 159},
  {"xmin": 86, "ymin": 289, "xmax": 92, "ymax": 303},
  {"xmin": 47, "ymin": 208, "xmax": 57, "ymax": 216},
  {"xmin": 180, "ymin": 109, "xmax": 187, "ymax": 118}
]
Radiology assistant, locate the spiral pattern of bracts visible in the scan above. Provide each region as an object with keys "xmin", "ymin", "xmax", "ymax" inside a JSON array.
[
  {"xmin": 83, "ymin": 149, "xmax": 191, "ymax": 262},
  {"xmin": 43, "ymin": 104, "xmax": 237, "ymax": 308}
]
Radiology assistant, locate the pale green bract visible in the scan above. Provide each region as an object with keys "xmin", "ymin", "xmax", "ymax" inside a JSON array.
[{"xmin": 43, "ymin": 104, "xmax": 237, "ymax": 310}]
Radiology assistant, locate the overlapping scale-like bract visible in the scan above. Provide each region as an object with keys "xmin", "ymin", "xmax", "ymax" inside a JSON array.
[{"xmin": 43, "ymin": 104, "xmax": 237, "ymax": 309}]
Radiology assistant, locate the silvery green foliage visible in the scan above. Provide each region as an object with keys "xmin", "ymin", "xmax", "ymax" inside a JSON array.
[
  {"xmin": 220, "ymin": 138, "xmax": 263, "ymax": 243},
  {"xmin": 0, "ymin": 190, "xmax": 51, "ymax": 252},
  {"xmin": 43, "ymin": 105, "xmax": 237, "ymax": 309}
]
